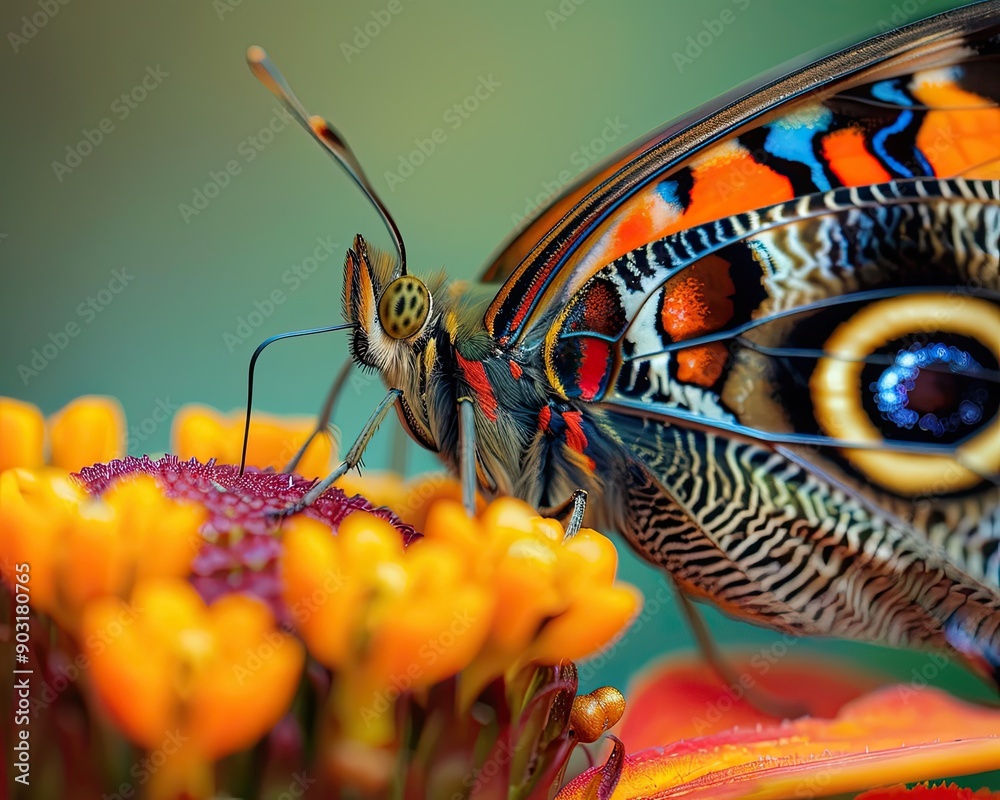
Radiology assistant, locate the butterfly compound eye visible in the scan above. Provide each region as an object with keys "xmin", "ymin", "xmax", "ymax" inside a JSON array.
[{"xmin": 378, "ymin": 277, "xmax": 431, "ymax": 339}]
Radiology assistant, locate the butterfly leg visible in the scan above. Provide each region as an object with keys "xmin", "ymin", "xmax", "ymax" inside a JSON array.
[
  {"xmin": 284, "ymin": 357, "xmax": 354, "ymax": 474},
  {"xmin": 545, "ymin": 490, "xmax": 589, "ymax": 538},
  {"xmin": 674, "ymin": 586, "xmax": 808, "ymax": 720},
  {"xmin": 276, "ymin": 387, "xmax": 403, "ymax": 515},
  {"xmin": 457, "ymin": 396, "xmax": 478, "ymax": 517}
]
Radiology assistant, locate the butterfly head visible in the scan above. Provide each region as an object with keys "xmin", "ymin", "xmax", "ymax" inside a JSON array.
[{"xmin": 343, "ymin": 233, "xmax": 434, "ymax": 372}]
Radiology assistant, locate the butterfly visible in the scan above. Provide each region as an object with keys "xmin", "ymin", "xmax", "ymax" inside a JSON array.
[{"xmin": 246, "ymin": 1, "xmax": 1000, "ymax": 686}]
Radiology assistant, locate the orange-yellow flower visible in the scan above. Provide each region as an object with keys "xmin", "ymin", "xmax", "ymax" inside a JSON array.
[
  {"xmin": 0, "ymin": 468, "xmax": 205, "ymax": 630},
  {"xmin": 172, "ymin": 404, "xmax": 333, "ymax": 478},
  {"xmin": 335, "ymin": 470, "xmax": 481, "ymax": 531},
  {"xmin": 0, "ymin": 398, "xmax": 44, "ymax": 471},
  {"xmin": 0, "ymin": 395, "xmax": 124, "ymax": 472},
  {"xmin": 82, "ymin": 579, "xmax": 305, "ymax": 799},
  {"xmin": 281, "ymin": 496, "xmax": 640, "ymax": 746}
]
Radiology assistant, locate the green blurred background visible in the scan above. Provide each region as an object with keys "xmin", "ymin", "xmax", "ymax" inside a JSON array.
[{"xmin": 2, "ymin": 0, "xmax": 994, "ymax": 747}]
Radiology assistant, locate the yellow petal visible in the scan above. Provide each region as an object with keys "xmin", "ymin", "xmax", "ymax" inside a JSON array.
[
  {"xmin": 49, "ymin": 396, "xmax": 125, "ymax": 470},
  {"xmin": 336, "ymin": 470, "xmax": 407, "ymax": 509},
  {"xmin": 558, "ymin": 528, "xmax": 619, "ymax": 584},
  {"xmin": 102, "ymin": 475, "xmax": 205, "ymax": 581},
  {"xmin": 171, "ymin": 404, "xmax": 230, "ymax": 462},
  {"xmin": 0, "ymin": 398, "xmax": 45, "ymax": 471},
  {"xmin": 338, "ymin": 511, "xmax": 406, "ymax": 586},
  {"xmin": 84, "ymin": 580, "xmax": 303, "ymax": 761},
  {"xmin": 172, "ymin": 404, "xmax": 332, "ymax": 477},
  {"xmin": 529, "ymin": 585, "xmax": 641, "ymax": 663},
  {"xmin": 367, "ymin": 586, "xmax": 494, "ymax": 691},
  {"xmin": 61, "ymin": 502, "xmax": 131, "ymax": 610},
  {"xmin": 0, "ymin": 468, "xmax": 83, "ymax": 616},
  {"xmin": 420, "ymin": 499, "xmax": 482, "ymax": 560},
  {"xmin": 187, "ymin": 593, "xmax": 305, "ymax": 758},
  {"xmin": 281, "ymin": 517, "xmax": 357, "ymax": 668},
  {"xmin": 82, "ymin": 587, "xmax": 185, "ymax": 748},
  {"xmin": 399, "ymin": 472, "xmax": 476, "ymax": 531}
]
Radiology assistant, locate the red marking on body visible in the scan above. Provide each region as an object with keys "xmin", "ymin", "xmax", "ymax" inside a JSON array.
[
  {"xmin": 821, "ymin": 128, "xmax": 892, "ymax": 186},
  {"xmin": 676, "ymin": 342, "xmax": 729, "ymax": 387},
  {"xmin": 660, "ymin": 255, "xmax": 735, "ymax": 340},
  {"xmin": 577, "ymin": 338, "xmax": 611, "ymax": 401},
  {"xmin": 562, "ymin": 410, "xmax": 596, "ymax": 472},
  {"xmin": 562, "ymin": 411, "xmax": 588, "ymax": 453},
  {"xmin": 538, "ymin": 405, "xmax": 552, "ymax": 433},
  {"xmin": 509, "ymin": 360, "xmax": 523, "ymax": 380},
  {"xmin": 456, "ymin": 353, "xmax": 499, "ymax": 422}
]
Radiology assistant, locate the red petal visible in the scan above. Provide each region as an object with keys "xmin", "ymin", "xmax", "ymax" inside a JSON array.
[
  {"xmin": 620, "ymin": 653, "xmax": 886, "ymax": 745},
  {"xmin": 558, "ymin": 686, "xmax": 1000, "ymax": 800}
]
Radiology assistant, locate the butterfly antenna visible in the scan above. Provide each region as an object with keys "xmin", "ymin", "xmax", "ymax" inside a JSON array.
[
  {"xmin": 246, "ymin": 46, "xmax": 408, "ymax": 275},
  {"xmin": 240, "ymin": 322, "xmax": 355, "ymax": 475}
]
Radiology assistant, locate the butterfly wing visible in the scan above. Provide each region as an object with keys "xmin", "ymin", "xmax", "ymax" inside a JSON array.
[
  {"xmin": 480, "ymin": 3, "xmax": 1000, "ymax": 673},
  {"xmin": 483, "ymin": 1, "xmax": 1000, "ymax": 344},
  {"xmin": 553, "ymin": 176, "xmax": 1000, "ymax": 674}
]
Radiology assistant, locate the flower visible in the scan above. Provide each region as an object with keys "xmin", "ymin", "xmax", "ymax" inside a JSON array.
[
  {"xmin": 557, "ymin": 682, "xmax": 1000, "ymax": 800},
  {"xmin": 334, "ymin": 469, "xmax": 480, "ymax": 531},
  {"xmin": 0, "ymin": 467, "xmax": 205, "ymax": 630},
  {"xmin": 280, "ymin": 495, "xmax": 640, "ymax": 791},
  {"xmin": 9, "ymin": 393, "xmax": 997, "ymax": 800},
  {"xmin": 618, "ymin": 653, "xmax": 887, "ymax": 744},
  {"xmin": 82, "ymin": 579, "xmax": 305, "ymax": 799},
  {"xmin": 857, "ymin": 784, "xmax": 1000, "ymax": 799},
  {"xmin": 74, "ymin": 455, "xmax": 417, "ymax": 620},
  {"xmin": 172, "ymin": 403, "xmax": 333, "ymax": 478},
  {"xmin": 0, "ymin": 395, "xmax": 124, "ymax": 472}
]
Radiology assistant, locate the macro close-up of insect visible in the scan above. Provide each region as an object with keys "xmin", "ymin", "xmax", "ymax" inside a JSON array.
[
  {"xmin": 2, "ymin": 1, "xmax": 999, "ymax": 798},
  {"xmin": 244, "ymin": 1, "xmax": 1000, "ymax": 687}
]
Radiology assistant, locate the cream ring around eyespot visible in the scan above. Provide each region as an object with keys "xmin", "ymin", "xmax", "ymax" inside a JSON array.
[{"xmin": 810, "ymin": 292, "xmax": 1000, "ymax": 495}]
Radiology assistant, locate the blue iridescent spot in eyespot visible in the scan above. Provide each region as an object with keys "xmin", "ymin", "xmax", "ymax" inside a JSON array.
[{"xmin": 869, "ymin": 342, "xmax": 985, "ymax": 437}]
